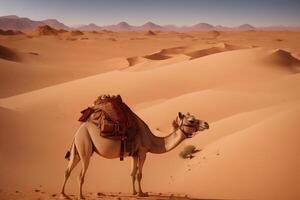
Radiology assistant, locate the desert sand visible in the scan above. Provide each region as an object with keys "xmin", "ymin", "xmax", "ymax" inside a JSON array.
[{"xmin": 0, "ymin": 27, "xmax": 300, "ymax": 200}]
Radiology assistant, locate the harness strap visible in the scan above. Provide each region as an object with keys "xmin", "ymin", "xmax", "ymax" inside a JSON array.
[{"xmin": 120, "ymin": 139, "xmax": 125, "ymax": 161}]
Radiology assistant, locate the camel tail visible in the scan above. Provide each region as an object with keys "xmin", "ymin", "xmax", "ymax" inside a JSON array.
[
  {"xmin": 64, "ymin": 138, "xmax": 75, "ymax": 160},
  {"xmin": 65, "ymin": 151, "xmax": 71, "ymax": 160}
]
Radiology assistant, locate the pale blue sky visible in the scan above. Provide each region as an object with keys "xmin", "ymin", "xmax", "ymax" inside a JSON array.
[{"xmin": 0, "ymin": 0, "xmax": 299, "ymax": 26}]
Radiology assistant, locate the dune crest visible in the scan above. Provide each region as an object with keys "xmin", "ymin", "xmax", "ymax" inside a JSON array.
[
  {"xmin": 263, "ymin": 49, "xmax": 300, "ymax": 73},
  {"xmin": 0, "ymin": 45, "xmax": 21, "ymax": 62},
  {"xmin": 70, "ymin": 30, "xmax": 84, "ymax": 36},
  {"xmin": 266, "ymin": 49, "xmax": 300, "ymax": 65},
  {"xmin": 185, "ymin": 43, "xmax": 247, "ymax": 59},
  {"xmin": 144, "ymin": 52, "xmax": 172, "ymax": 60},
  {"xmin": 145, "ymin": 30, "xmax": 156, "ymax": 35},
  {"xmin": 126, "ymin": 56, "xmax": 148, "ymax": 66}
]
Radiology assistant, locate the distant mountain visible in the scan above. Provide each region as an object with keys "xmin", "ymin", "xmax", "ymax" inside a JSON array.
[
  {"xmin": 42, "ymin": 19, "xmax": 69, "ymax": 30},
  {"xmin": 104, "ymin": 21, "xmax": 134, "ymax": 30},
  {"xmin": 140, "ymin": 22, "xmax": 163, "ymax": 30},
  {"xmin": 1, "ymin": 15, "xmax": 298, "ymax": 31},
  {"xmin": 0, "ymin": 15, "xmax": 43, "ymax": 30},
  {"xmin": 0, "ymin": 15, "xmax": 69, "ymax": 30},
  {"xmin": 78, "ymin": 23, "xmax": 102, "ymax": 31},
  {"xmin": 190, "ymin": 23, "xmax": 215, "ymax": 30},
  {"xmin": 1, "ymin": 15, "xmax": 19, "ymax": 19},
  {"xmin": 236, "ymin": 24, "xmax": 255, "ymax": 30}
]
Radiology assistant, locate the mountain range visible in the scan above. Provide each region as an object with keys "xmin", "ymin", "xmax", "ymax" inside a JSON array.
[{"xmin": 0, "ymin": 15, "xmax": 298, "ymax": 31}]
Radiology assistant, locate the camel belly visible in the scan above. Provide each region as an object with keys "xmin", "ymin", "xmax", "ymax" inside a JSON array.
[{"xmin": 85, "ymin": 122, "xmax": 130, "ymax": 159}]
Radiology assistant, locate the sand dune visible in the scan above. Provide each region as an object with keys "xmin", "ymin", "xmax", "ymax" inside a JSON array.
[
  {"xmin": 1, "ymin": 30, "xmax": 300, "ymax": 200},
  {"xmin": 124, "ymin": 55, "xmax": 190, "ymax": 71},
  {"xmin": 185, "ymin": 47, "xmax": 225, "ymax": 59},
  {"xmin": 145, "ymin": 30, "xmax": 156, "ymax": 35},
  {"xmin": 126, "ymin": 56, "xmax": 148, "ymax": 66},
  {"xmin": 0, "ymin": 29, "xmax": 23, "ymax": 35},
  {"xmin": 35, "ymin": 25, "xmax": 59, "ymax": 36},
  {"xmin": 262, "ymin": 49, "xmax": 300, "ymax": 73},
  {"xmin": 186, "ymin": 43, "xmax": 248, "ymax": 59},
  {"xmin": 144, "ymin": 52, "xmax": 172, "ymax": 60},
  {"xmin": 126, "ymin": 46, "xmax": 188, "ymax": 67},
  {"xmin": 0, "ymin": 44, "xmax": 21, "ymax": 61},
  {"xmin": 159, "ymin": 46, "xmax": 188, "ymax": 55},
  {"xmin": 70, "ymin": 30, "xmax": 84, "ymax": 36},
  {"xmin": 172, "ymin": 106, "xmax": 300, "ymax": 200},
  {"xmin": 126, "ymin": 43, "xmax": 247, "ymax": 69}
]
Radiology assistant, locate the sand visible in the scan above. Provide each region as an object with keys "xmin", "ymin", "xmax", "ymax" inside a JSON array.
[{"xmin": 0, "ymin": 29, "xmax": 300, "ymax": 200}]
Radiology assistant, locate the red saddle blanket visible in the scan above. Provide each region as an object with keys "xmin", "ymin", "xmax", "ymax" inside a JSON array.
[{"xmin": 78, "ymin": 95, "xmax": 137, "ymax": 129}]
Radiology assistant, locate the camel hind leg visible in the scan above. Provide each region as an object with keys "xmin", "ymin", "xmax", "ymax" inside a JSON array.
[
  {"xmin": 60, "ymin": 143, "xmax": 80, "ymax": 199},
  {"xmin": 75, "ymin": 134, "xmax": 93, "ymax": 200}
]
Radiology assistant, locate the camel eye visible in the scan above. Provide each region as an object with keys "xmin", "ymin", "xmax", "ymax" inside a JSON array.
[{"xmin": 188, "ymin": 118, "xmax": 195, "ymax": 123}]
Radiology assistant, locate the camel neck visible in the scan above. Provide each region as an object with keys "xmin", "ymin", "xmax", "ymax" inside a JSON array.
[{"xmin": 147, "ymin": 128, "xmax": 186, "ymax": 154}]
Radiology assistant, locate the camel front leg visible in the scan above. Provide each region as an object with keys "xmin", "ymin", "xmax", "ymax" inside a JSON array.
[
  {"xmin": 137, "ymin": 153, "xmax": 148, "ymax": 197},
  {"xmin": 131, "ymin": 155, "xmax": 138, "ymax": 195}
]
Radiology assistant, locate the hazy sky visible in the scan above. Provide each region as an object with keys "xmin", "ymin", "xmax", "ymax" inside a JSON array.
[{"xmin": 0, "ymin": 0, "xmax": 299, "ymax": 26}]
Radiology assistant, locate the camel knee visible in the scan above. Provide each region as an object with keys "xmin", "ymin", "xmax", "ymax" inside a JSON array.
[
  {"xmin": 137, "ymin": 172, "xmax": 142, "ymax": 181},
  {"xmin": 64, "ymin": 169, "xmax": 71, "ymax": 178},
  {"xmin": 131, "ymin": 170, "xmax": 137, "ymax": 177},
  {"xmin": 77, "ymin": 174, "xmax": 85, "ymax": 184}
]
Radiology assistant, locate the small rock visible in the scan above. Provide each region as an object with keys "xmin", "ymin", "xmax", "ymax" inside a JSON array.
[
  {"xmin": 34, "ymin": 189, "xmax": 40, "ymax": 192},
  {"xmin": 51, "ymin": 194, "xmax": 56, "ymax": 197},
  {"xmin": 15, "ymin": 190, "xmax": 19, "ymax": 193},
  {"xmin": 97, "ymin": 192, "xmax": 105, "ymax": 196}
]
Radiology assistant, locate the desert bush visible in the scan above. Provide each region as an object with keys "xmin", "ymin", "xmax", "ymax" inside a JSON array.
[{"xmin": 179, "ymin": 145, "xmax": 197, "ymax": 159}]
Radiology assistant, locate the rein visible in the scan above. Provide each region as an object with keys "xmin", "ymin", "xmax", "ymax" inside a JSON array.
[{"xmin": 175, "ymin": 117, "xmax": 197, "ymax": 137}]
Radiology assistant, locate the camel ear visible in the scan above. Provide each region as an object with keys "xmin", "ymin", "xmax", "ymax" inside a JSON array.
[{"xmin": 178, "ymin": 112, "xmax": 184, "ymax": 119}]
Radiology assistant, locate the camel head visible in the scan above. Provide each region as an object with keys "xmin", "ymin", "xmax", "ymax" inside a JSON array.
[{"xmin": 173, "ymin": 112, "xmax": 209, "ymax": 138}]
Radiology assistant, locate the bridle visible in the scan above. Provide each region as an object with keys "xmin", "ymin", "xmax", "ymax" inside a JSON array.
[{"xmin": 176, "ymin": 117, "xmax": 198, "ymax": 138}]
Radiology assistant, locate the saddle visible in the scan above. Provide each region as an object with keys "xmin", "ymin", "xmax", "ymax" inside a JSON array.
[{"xmin": 78, "ymin": 95, "xmax": 138, "ymax": 160}]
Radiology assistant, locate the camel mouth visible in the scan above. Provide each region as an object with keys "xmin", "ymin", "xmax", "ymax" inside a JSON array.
[{"xmin": 199, "ymin": 122, "xmax": 209, "ymax": 130}]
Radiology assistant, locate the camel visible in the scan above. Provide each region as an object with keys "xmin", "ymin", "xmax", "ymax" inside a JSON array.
[{"xmin": 60, "ymin": 112, "xmax": 209, "ymax": 199}]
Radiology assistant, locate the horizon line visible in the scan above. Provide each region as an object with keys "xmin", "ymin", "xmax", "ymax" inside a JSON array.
[{"xmin": 1, "ymin": 14, "xmax": 300, "ymax": 28}]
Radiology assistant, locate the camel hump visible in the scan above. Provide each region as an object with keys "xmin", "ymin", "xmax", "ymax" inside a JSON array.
[
  {"xmin": 92, "ymin": 95, "xmax": 128, "ymax": 123},
  {"xmin": 79, "ymin": 94, "xmax": 137, "ymax": 129}
]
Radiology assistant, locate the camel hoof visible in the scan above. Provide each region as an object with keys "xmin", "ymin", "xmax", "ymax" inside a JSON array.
[
  {"xmin": 132, "ymin": 191, "xmax": 137, "ymax": 195},
  {"xmin": 79, "ymin": 196, "xmax": 85, "ymax": 200},
  {"xmin": 138, "ymin": 192, "xmax": 148, "ymax": 197},
  {"xmin": 59, "ymin": 193, "xmax": 70, "ymax": 199}
]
